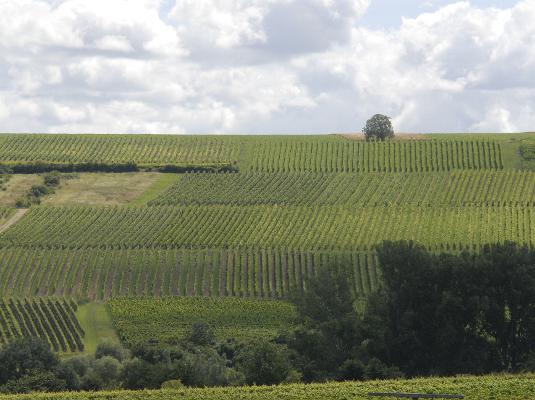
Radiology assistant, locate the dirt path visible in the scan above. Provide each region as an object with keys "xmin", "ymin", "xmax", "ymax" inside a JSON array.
[{"xmin": 0, "ymin": 208, "xmax": 28, "ymax": 234}]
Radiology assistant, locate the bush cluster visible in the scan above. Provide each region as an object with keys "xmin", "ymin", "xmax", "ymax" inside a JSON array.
[{"xmin": 15, "ymin": 171, "xmax": 61, "ymax": 208}]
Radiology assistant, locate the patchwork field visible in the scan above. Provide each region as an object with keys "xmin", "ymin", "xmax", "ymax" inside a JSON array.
[{"xmin": 0, "ymin": 132, "xmax": 533, "ymax": 359}]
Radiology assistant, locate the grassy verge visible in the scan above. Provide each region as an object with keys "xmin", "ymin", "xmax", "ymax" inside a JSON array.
[
  {"xmin": 43, "ymin": 172, "xmax": 161, "ymax": 206},
  {"xmin": 129, "ymin": 173, "xmax": 182, "ymax": 206},
  {"xmin": 75, "ymin": 302, "xmax": 119, "ymax": 355}
]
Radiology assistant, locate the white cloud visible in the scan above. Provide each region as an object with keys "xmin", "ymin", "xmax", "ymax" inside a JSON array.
[{"xmin": 0, "ymin": 0, "xmax": 533, "ymax": 133}]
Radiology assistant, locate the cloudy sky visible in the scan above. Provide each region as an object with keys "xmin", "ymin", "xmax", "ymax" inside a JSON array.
[{"xmin": 0, "ymin": 0, "xmax": 533, "ymax": 134}]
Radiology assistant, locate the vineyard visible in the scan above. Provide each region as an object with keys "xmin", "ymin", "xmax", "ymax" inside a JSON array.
[
  {"xmin": 1, "ymin": 204, "xmax": 533, "ymax": 251},
  {"xmin": 0, "ymin": 247, "xmax": 377, "ymax": 300},
  {"xmin": 0, "ymin": 298, "xmax": 83, "ymax": 352},
  {"xmin": 0, "ymin": 134, "xmax": 243, "ymax": 170},
  {"xmin": 108, "ymin": 297, "xmax": 296, "ymax": 345},
  {"xmin": 150, "ymin": 170, "xmax": 535, "ymax": 206},
  {"xmin": 244, "ymin": 137, "xmax": 503, "ymax": 172},
  {"xmin": 0, "ymin": 374, "xmax": 533, "ymax": 399},
  {"xmin": 0, "ymin": 133, "xmax": 531, "ymax": 360}
]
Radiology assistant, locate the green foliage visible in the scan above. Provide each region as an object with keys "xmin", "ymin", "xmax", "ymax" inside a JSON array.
[
  {"xmin": 287, "ymin": 264, "xmax": 360, "ymax": 382},
  {"xmin": 43, "ymin": 172, "xmax": 61, "ymax": 187},
  {"xmin": 30, "ymin": 185, "xmax": 53, "ymax": 197},
  {"xmin": 363, "ymin": 241, "xmax": 535, "ymax": 375},
  {"xmin": 363, "ymin": 114, "xmax": 394, "ymax": 141},
  {"xmin": 95, "ymin": 341, "xmax": 129, "ymax": 362},
  {"xmin": 0, "ymin": 371, "xmax": 67, "ymax": 394},
  {"xmin": 0, "ymin": 337, "xmax": 59, "ymax": 384},
  {"xmin": 0, "ymin": 375, "xmax": 533, "ymax": 399},
  {"xmin": 160, "ymin": 379, "xmax": 184, "ymax": 389},
  {"xmin": 108, "ymin": 297, "xmax": 296, "ymax": 346},
  {"xmin": 188, "ymin": 322, "xmax": 215, "ymax": 346},
  {"xmin": 235, "ymin": 341, "xmax": 291, "ymax": 385}
]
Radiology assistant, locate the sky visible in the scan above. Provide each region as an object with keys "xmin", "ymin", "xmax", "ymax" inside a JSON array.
[{"xmin": 0, "ymin": 0, "xmax": 533, "ymax": 134}]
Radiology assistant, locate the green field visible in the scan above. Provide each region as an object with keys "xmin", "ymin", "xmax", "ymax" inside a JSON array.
[
  {"xmin": 0, "ymin": 374, "xmax": 532, "ymax": 399},
  {"xmin": 108, "ymin": 297, "xmax": 296, "ymax": 345}
]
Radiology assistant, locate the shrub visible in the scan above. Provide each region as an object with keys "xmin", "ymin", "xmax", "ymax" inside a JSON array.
[
  {"xmin": 161, "ymin": 379, "xmax": 185, "ymax": 389},
  {"xmin": 44, "ymin": 172, "xmax": 61, "ymax": 187}
]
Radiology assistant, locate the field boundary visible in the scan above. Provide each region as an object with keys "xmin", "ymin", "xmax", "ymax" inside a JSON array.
[{"xmin": 0, "ymin": 208, "xmax": 27, "ymax": 234}]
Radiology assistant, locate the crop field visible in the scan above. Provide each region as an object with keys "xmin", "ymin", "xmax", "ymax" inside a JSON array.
[
  {"xmin": 151, "ymin": 170, "xmax": 535, "ymax": 206},
  {"xmin": 0, "ymin": 247, "xmax": 377, "ymax": 300},
  {"xmin": 1, "ymin": 204, "xmax": 532, "ymax": 251},
  {"xmin": 245, "ymin": 138, "xmax": 503, "ymax": 172},
  {"xmin": 108, "ymin": 297, "xmax": 296, "ymax": 345},
  {"xmin": 0, "ymin": 298, "xmax": 83, "ymax": 352},
  {"xmin": 0, "ymin": 374, "xmax": 533, "ymax": 399},
  {"xmin": 0, "ymin": 134, "xmax": 242, "ymax": 170}
]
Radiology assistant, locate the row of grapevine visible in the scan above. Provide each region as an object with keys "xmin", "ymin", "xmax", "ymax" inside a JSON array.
[
  {"xmin": 247, "ymin": 139, "xmax": 503, "ymax": 172},
  {"xmin": 0, "ymin": 374, "xmax": 533, "ymax": 399},
  {"xmin": 0, "ymin": 247, "xmax": 378, "ymax": 300},
  {"xmin": 2, "ymin": 205, "xmax": 533, "ymax": 250},
  {"xmin": 0, "ymin": 134, "xmax": 242, "ymax": 166},
  {"xmin": 150, "ymin": 170, "xmax": 535, "ymax": 207},
  {"xmin": 0, "ymin": 298, "xmax": 83, "ymax": 352},
  {"xmin": 108, "ymin": 297, "xmax": 296, "ymax": 345}
]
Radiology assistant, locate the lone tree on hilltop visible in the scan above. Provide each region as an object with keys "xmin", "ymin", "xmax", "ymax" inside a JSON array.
[{"xmin": 363, "ymin": 114, "xmax": 394, "ymax": 141}]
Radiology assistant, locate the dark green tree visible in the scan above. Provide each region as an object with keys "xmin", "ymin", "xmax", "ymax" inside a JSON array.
[
  {"xmin": 363, "ymin": 241, "xmax": 496, "ymax": 376},
  {"xmin": 235, "ymin": 341, "xmax": 291, "ymax": 385},
  {"xmin": 188, "ymin": 321, "xmax": 215, "ymax": 346},
  {"xmin": 363, "ymin": 114, "xmax": 394, "ymax": 141},
  {"xmin": 287, "ymin": 264, "xmax": 360, "ymax": 381},
  {"xmin": 0, "ymin": 337, "xmax": 59, "ymax": 384},
  {"xmin": 475, "ymin": 242, "xmax": 535, "ymax": 371}
]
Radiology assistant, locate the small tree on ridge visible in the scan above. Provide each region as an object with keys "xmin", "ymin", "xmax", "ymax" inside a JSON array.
[{"xmin": 363, "ymin": 114, "xmax": 394, "ymax": 141}]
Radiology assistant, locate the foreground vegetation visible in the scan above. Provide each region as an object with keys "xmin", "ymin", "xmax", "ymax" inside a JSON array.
[{"xmin": 0, "ymin": 374, "xmax": 534, "ymax": 400}]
